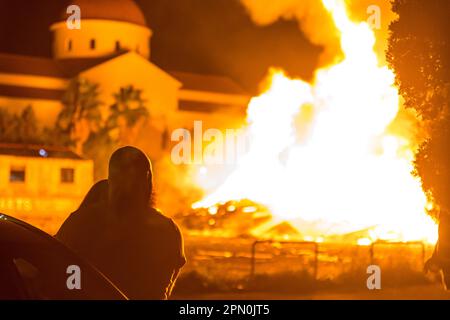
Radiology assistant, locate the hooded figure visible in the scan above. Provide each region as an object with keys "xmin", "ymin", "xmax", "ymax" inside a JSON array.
[{"xmin": 56, "ymin": 146, "xmax": 186, "ymax": 299}]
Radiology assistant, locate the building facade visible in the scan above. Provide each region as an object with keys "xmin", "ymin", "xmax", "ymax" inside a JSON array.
[{"xmin": 0, "ymin": 144, "xmax": 93, "ymax": 233}]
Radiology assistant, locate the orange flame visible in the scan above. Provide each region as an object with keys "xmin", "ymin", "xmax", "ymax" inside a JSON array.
[{"xmin": 193, "ymin": 0, "xmax": 437, "ymax": 244}]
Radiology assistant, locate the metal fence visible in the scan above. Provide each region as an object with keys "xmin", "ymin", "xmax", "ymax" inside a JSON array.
[
  {"xmin": 250, "ymin": 240, "xmax": 319, "ymax": 279},
  {"xmin": 369, "ymin": 241, "xmax": 426, "ymax": 267},
  {"xmin": 249, "ymin": 239, "xmax": 428, "ymax": 281}
]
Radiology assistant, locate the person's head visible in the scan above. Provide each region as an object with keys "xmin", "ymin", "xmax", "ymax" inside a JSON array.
[
  {"xmin": 78, "ymin": 179, "xmax": 108, "ymax": 210},
  {"xmin": 108, "ymin": 146, "xmax": 153, "ymax": 213}
]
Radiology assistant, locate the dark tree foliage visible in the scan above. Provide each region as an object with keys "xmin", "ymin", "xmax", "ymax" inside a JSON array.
[
  {"xmin": 387, "ymin": 0, "xmax": 450, "ymax": 216},
  {"xmin": 0, "ymin": 107, "xmax": 18, "ymax": 142},
  {"xmin": 388, "ymin": 0, "xmax": 449, "ymax": 120},
  {"xmin": 108, "ymin": 85, "xmax": 148, "ymax": 129},
  {"xmin": 414, "ymin": 121, "xmax": 450, "ymax": 215},
  {"xmin": 0, "ymin": 106, "xmax": 44, "ymax": 144},
  {"xmin": 56, "ymin": 77, "xmax": 103, "ymax": 154}
]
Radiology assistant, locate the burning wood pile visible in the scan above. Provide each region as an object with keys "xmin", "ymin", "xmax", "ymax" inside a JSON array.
[{"xmin": 176, "ymin": 200, "xmax": 272, "ymax": 238}]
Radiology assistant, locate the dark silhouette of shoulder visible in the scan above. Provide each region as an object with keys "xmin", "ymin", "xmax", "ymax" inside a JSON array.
[
  {"xmin": 135, "ymin": 208, "xmax": 186, "ymax": 269},
  {"xmin": 55, "ymin": 200, "xmax": 108, "ymax": 256}
]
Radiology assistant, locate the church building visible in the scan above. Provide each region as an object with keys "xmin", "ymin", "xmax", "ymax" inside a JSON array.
[
  {"xmin": 0, "ymin": 0, "xmax": 249, "ymax": 150},
  {"xmin": 0, "ymin": 0, "xmax": 250, "ymax": 232}
]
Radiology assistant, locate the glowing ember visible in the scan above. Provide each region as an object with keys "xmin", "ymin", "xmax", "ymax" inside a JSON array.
[{"xmin": 193, "ymin": 0, "xmax": 437, "ymax": 244}]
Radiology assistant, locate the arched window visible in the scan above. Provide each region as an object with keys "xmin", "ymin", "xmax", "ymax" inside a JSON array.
[
  {"xmin": 66, "ymin": 39, "xmax": 73, "ymax": 51},
  {"xmin": 90, "ymin": 39, "xmax": 96, "ymax": 50}
]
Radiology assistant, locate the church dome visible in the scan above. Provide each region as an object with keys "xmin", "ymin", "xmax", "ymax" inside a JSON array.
[{"xmin": 60, "ymin": 0, "xmax": 147, "ymax": 26}]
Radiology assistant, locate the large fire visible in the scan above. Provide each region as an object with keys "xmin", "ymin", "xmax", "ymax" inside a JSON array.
[{"xmin": 192, "ymin": 0, "xmax": 437, "ymax": 244}]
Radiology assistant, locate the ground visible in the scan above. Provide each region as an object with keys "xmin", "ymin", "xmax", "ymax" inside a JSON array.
[
  {"xmin": 172, "ymin": 235, "xmax": 449, "ymax": 300},
  {"xmin": 174, "ymin": 284, "xmax": 450, "ymax": 300}
]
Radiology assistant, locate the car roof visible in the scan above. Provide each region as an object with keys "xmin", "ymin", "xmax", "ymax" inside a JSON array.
[
  {"xmin": 0, "ymin": 213, "xmax": 128, "ymax": 299},
  {"xmin": 0, "ymin": 213, "xmax": 56, "ymax": 242}
]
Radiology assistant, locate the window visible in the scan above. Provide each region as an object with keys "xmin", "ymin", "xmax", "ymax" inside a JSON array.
[
  {"xmin": 67, "ymin": 39, "xmax": 73, "ymax": 51},
  {"xmin": 115, "ymin": 41, "xmax": 121, "ymax": 52},
  {"xmin": 60, "ymin": 168, "xmax": 75, "ymax": 184},
  {"xmin": 90, "ymin": 39, "xmax": 96, "ymax": 50},
  {"xmin": 10, "ymin": 167, "xmax": 25, "ymax": 183}
]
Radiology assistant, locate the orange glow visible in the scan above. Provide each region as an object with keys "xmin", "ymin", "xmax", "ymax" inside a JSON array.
[{"xmin": 193, "ymin": 0, "xmax": 437, "ymax": 244}]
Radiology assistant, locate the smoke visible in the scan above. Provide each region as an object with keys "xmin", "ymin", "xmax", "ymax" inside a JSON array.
[
  {"xmin": 239, "ymin": 0, "xmax": 342, "ymax": 65},
  {"xmin": 239, "ymin": 0, "xmax": 398, "ymax": 66}
]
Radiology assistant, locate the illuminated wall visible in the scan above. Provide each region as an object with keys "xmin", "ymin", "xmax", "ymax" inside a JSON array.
[
  {"xmin": 0, "ymin": 154, "xmax": 93, "ymax": 233},
  {"xmin": 0, "ymin": 96, "xmax": 63, "ymax": 127},
  {"xmin": 50, "ymin": 20, "xmax": 152, "ymax": 60}
]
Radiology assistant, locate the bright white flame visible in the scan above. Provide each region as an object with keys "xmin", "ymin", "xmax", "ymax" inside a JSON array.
[{"xmin": 193, "ymin": 0, "xmax": 437, "ymax": 243}]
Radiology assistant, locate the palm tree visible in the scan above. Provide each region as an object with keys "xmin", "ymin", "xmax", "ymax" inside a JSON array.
[
  {"xmin": 0, "ymin": 106, "xmax": 44, "ymax": 144},
  {"xmin": 0, "ymin": 107, "xmax": 19, "ymax": 142},
  {"xmin": 57, "ymin": 77, "xmax": 102, "ymax": 154},
  {"xmin": 107, "ymin": 85, "xmax": 149, "ymax": 145},
  {"xmin": 17, "ymin": 106, "xmax": 39, "ymax": 144}
]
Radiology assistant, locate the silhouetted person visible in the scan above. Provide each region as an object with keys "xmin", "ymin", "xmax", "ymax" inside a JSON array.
[
  {"xmin": 54, "ymin": 179, "xmax": 108, "ymax": 237},
  {"xmin": 425, "ymin": 211, "xmax": 450, "ymax": 290},
  {"xmin": 56, "ymin": 146, "xmax": 186, "ymax": 299},
  {"xmin": 78, "ymin": 179, "xmax": 108, "ymax": 211}
]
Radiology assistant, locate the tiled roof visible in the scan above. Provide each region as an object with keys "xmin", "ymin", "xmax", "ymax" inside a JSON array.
[
  {"xmin": 0, "ymin": 144, "xmax": 84, "ymax": 159},
  {"xmin": 169, "ymin": 71, "xmax": 248, "ymax": 96},
  {"xmin": 0, "ymin": 52, "xmax": 124, "ymax": 78},
  {"xmin": 0, "ymin": 53, "xmax": 66, "ymax": 78},
  {"xmin": 0, "ymin": 54, "xmax": 250, "ymax": 101},
  {"xmin": 0, "ymin": 84, "xmax": 65, "ymax": 100},
  {"xmin": 178, "ymin": 100, "xmax": 246, "ymax": 113}
]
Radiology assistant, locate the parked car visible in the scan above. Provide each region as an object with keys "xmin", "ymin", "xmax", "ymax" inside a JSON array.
[{"xmin": 0, "ymin": 213, "xmax": 127, "ymax": 300}]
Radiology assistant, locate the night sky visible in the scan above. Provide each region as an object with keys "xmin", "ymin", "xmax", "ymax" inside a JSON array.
[{"xmin": 0, "ymin": 0, "xmax": 322, "ymax": 93}]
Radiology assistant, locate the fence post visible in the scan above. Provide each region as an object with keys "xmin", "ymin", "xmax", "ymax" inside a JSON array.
[
  {"xmin": 250, "ymin": 240, "xmax": 257, "ymax": 279},
  {"xmin": 370, "ymin": 243, "xmax": 375, "ymax": 265},
  {"xmin": 313, "ymin": 242, "xmax": 319, "ymax": 280}
]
